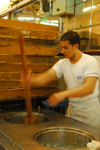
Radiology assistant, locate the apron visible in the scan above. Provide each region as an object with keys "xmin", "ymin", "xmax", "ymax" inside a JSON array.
[{"xmin": 68, "ymin": 97, "xmax": 100, "ymax": 129}]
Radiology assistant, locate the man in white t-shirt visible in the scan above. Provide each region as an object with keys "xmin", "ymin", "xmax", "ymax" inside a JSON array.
[{"xmin": 22, "ymin": 31, "xmax": 100, "ymax": 129}]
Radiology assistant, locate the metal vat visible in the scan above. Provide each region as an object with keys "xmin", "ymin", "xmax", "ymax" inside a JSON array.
[
  {"xmin": 34, "ymin": 127, "xmax": 95, "ymax": 149},
  {"xmin": 5, "ymin": 112, "xmax": 49, "ymax": 124},
  {"xmin": 0, "ymin": 130, "xmax": 22, "ymax": 150}
]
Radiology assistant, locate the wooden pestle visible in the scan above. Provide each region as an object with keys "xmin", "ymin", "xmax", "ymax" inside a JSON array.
[{"xmin": 19, "ymin": 32, "xmax": 36, "ymax": 124}]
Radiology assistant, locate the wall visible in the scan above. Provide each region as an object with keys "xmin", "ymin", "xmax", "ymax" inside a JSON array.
[{"xmin": 61, "ymin": 0, "xmax": 100, "ymax": 51}]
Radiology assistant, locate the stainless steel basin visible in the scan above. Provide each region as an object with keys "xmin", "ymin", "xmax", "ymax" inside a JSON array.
[
  {"xmin": 0, "ymin": 144, "xmax": 6, "ymax": 150},
  {"xmin": 5, "ymin": 112, "xmax": 49, "ymax": 124},
  {"xmin": 34, "ymin": 127, "xmax": 95, "ymax": 149},
  {"xmin": 0, "ymin": 130, "xmax": 22, "ymax": 150}
]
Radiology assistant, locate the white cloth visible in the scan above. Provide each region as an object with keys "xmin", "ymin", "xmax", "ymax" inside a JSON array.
[
  {"xmin": 52, "ymin": 53, "xmax": 100, "ymax": 128},
  {"xmin": 68, "ymin": 97, "xmax": 100, "ymax": 129},
  {"xmin": 87, "ymin": 140, "xmax": 100, "ymax": 150}
]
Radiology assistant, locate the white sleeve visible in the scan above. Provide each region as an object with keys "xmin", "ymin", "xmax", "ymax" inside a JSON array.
[
  {"xmin": 52, "ymin": 59, "xmax": 63, "ymax": 79},
  {"xmin": 84, "ymin": 57, "xmax": 100, "ymax": 78}
]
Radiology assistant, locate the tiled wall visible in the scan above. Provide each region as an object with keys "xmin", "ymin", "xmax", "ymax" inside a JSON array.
[{"xmin": 93, "ymin": 55, "xmax": 100, "ymax": 101}]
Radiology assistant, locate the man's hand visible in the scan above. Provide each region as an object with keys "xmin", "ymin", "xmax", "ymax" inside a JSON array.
[{"xmin": 48, "ymin": 91, "xmax": 66, "ymax": 106}]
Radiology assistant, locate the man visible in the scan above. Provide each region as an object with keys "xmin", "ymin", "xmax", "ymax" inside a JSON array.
[{"xmin": 22, "ymin": 31, "xmax": 100, "ymax": 129}]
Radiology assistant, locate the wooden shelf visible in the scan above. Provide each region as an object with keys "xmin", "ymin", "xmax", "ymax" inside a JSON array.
[
  {"xmin": 83, "ymin": 50, "xmax": 100, "ymax": 55},
  {"xmin": 57, "ymin": 50, "xmax": 100, "ymax": 56}
]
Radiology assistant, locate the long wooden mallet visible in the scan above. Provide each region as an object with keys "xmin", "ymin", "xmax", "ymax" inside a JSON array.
[{"xmin": 19, "ymin": 32, "xmax": 35, "ymax": 124}]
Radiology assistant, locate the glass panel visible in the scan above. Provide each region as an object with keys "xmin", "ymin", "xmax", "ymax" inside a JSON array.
[
  {"xmin": 11, "ymin": 0, "xmax": 60, "ymax": 26},
  {"xmin": 11, "ymin": 2, "xmax": 39, "ymax": 22},
  {"xmin": 92, "ymin": 0, "xmax": 100, "ymax": 24},
  {"xmin": 90, "ymin": 25, "xmax": 100, "ymax": 50},
  {"xmin": 74, "ymin": 27, "xmax": 90, "ymax": 51},
  {"xmin": 75, "ymin": 0, "xmax": 92, "ymax": 28},
  {"xmin": 40, "ymin": 0, "xmax": 60, "ymax": 26},
  {"xmin": 1, "ymin": 15, "xmax": 8, "ymax": 19}
]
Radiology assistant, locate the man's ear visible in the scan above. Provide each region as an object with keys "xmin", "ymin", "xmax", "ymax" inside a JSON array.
[{"xmin": 75, "ymin": 44, "xmax": 79, "ymax": 49}]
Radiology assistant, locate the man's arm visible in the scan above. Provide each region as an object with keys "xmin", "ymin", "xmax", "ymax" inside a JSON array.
[
  {"xmin": 48, "ymin": 76, "xmax": 98, "ymax": 106},
  {"xmin": 30, "ymin": 68, "xmax": 57, "ymax": 86},
  {"xmin": 65, "ymin": 76, "xmax": 98, "ymax": 97}
]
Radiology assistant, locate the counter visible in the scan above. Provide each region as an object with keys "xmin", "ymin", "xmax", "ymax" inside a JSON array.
[{"xmin": 0, "ymin": 108, "xmax": 100, "ymax": 150}]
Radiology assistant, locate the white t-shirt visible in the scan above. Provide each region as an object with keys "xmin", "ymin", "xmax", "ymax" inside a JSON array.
[
  {"xmin": 52, "ymin": 53, "xmax": 100, "ymax": 103},
  {"xmin": 52, "ymin": 53, "xmax": 100, "ymax": 128}
]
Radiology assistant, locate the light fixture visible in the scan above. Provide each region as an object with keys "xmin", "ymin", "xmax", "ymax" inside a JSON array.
[
  {"xmin": 18, "ymin": 17, "xmax": 35, "ymax": 20},
  {"xmin": 0, "ymin": 0, "xmax": 10, "ymax": 8},
  {"xmin": 40, "ymin": 21, "xmax": 58, "ymax": 26},
  {"xmin": 83, "ymin": 5, "xmax": 96, "ymax": 12},
  {"xmin": 17, "ymin": 17, "xmax": 58, "ymax": 26}
]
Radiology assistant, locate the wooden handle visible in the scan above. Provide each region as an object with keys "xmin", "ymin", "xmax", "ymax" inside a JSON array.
[
  {"xmin": 19, "ymin": 32, "xmax": 27, "ymax": 73},
  {"xmin": 19, "ymin": 32, "xmax": 34, "ymax": 124}
]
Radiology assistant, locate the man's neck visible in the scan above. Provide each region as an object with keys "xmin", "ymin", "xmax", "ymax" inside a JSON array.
[{"xmin": 70, "ymin": 50, "xmax": 82, "ymax": 64}]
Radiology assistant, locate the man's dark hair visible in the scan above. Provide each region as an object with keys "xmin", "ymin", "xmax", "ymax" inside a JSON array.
[{"xmin": 60, "ymin": 30, "xmax": 80, "ymax": 48}]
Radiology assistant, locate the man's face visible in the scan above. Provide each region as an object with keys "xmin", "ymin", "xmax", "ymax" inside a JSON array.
[{"xmin": 60, "ymin": 40, "xmax": 76, "ymax": 59}]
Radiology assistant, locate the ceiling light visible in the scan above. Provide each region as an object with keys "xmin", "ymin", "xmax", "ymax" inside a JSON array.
[
  {"xmin": 40, "ymin": 21, "xmax": 58, "ymax": 26},
  {"xmin": 0, "ymin": 0, "xmax": 10, "ymax": 8},
  {"xmin": 83, "ymin": 5, "xmax": 96, "ymax": 12},
  {"xmin": 18, "ymin": 17, "xmax": 35, "ymax": 20}
]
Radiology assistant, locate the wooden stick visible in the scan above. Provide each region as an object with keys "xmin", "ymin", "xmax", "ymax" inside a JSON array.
[
  {"xmin": 19, "ymin": 32, "xmax": 27, "ymax": 73},
  {"xmin": 19, "ymin": 32, "xmax": 35, "ymax": 124}
]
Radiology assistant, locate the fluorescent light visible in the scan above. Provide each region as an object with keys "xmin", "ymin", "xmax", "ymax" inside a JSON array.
[
  {"xmin": 83, "ymin": 5, "xmax": 96, "ymax": 12},
  {"xmin": 17, "ymin": 17, "xmax": 35, "ymax": 20},
  {"xmin": 40, "ymin": 21, "xmax": 59, "ymax": 26},
  {"xmin": 48, "ymin": 20, "xmax": 58, "ymax": 23},
  {"xmin": 17, "ymin": 17, "xmax": 59, "ymax": 26},
  {"xmin": 0, "ymin": 0, "xmax": 10, "ymax": 8}
]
